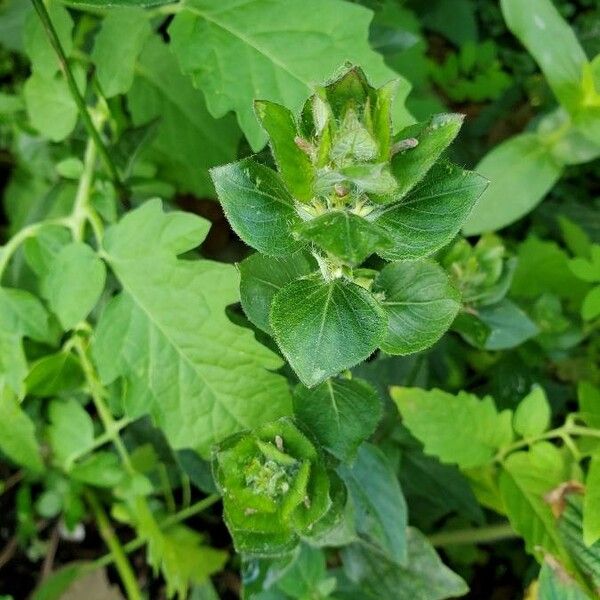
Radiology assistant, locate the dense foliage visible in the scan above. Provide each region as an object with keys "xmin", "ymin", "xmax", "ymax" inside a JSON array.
[{"xmin": 0, "ymin": 0, "xmax": 599, "ymax": 599}]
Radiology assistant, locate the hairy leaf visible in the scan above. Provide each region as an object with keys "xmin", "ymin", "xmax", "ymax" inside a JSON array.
[
  {"xmin": 270, "ymin": 275, "xmax": 387, "ymax": 387},
  {"xmin": 373, "ymin": 260, "xmax": 460, "ymax": 354}
]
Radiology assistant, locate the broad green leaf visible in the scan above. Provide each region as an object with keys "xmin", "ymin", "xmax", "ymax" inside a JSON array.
[
  {"xmin": 476, "ymin": 299, "xmax": 539, "ymax": 351},
  {"xmin": 584, "ymin": 453, "xmax": 600, "ymax": 546},
  {"xmin": 0, "ymin": 286, "xmax": 51, "ymax": 394},
  {"xmin": 339, "ymin": 528, "xmax": 468, "ymax": 599},
  {"xmin": 500, "ymin": 0, "xmax": 588, "ymax": 111},
  {"xmin": 463, "ymin": 134, "xmax": 563, "ymax": 234},
  {"xmin": 373, "ymin": 260, "xmax": 460, "ymax": 355},
  {"xmin": 0, "ymin": 1, "xmax": 32, "ymax": 52},
  {"xmin": 41, "ymin": 242, "xmax": 106, "ymax": 330},
  {"xmin": 578, "ymin": 382, "xmax": 600, "ymax": 429},
  {"xmin": 270, "ymin": 275, "xmax": 387, "ymax": 387},
  {"xmin": 339, "ymin": 443, "xmax": 407, "ymax": 565},
  {"xmin": 255, "ymin": 100, "xmax": 314, "ymax": 202},
  {"xmin": 511, "ymin": 236, "xmax": 588, "ymax": 303},
  {"xmin": 93, "ymin": 200, "xmax": 292, "ymax": 456},
  {"xmin": 582, "ymin": 286, "xmax": 600, "ymax": 321},
  {"xmin": 70, "ymin": 451, "xmax": 125, "ymax": 488},
  {"xmin": 25, "ymin": 351, "xmax": 84, "ymax": 397},
  {"xmin": 30, "ymin": 563, "xmax": 92, "ymax": 600},
  {"xmin": 295, "ymin": 212, "xmax": 390, "ymax": 265},
  {"xmin": 293, "ymin": 377, "xmax": 382, "ymax": 462},
  {"xmin": 92, "ymin": 7, "xmax": 151, "ymax": 98},
  {"xmin": 569, "ymin": 246, "xmax": 600, "ymax": 283},
  {"xmin": 513, "ymin": 386, "xmax": 551, "ymax": 438},
  {"xmin": 127, "ymin": 36, "xmax": 241, "ymax": 197},
  {"xmin": 399, "ymin": 449, "xmax": 484, "ymax": 529},
  {"xmin": 24, "ymin": 1, "xmax": 72, "ymax": 77},
  {"xmin": 391, "ymin": 387, "xmax": 513, "ymax": 469},
  {"xmin": 374, "ymin": 161, "xmax": 488, "ymax": 260},
  {"xmin": 537, "ymin": 559, "xmax": 590, "ymax": 600},
  {"xmin": 0, "ymin": 385, "xmax": 44, "ymax": 473},
  {"xmin": 68, "ymin": 0, "xmax": 175, "ymax": 5},
  {"xmin": 47, "ymin": 398, "xmax": 95, "ymax": 470},
  {"xmin": 276, "ymin": 545, "xmax": 336, "ymax": 599},
  {"xmin": 23, "ymin": 225, "xmax": 72, "ymax": 277},
  {"xmin": 169, "ymin": 0, "xmax": 411, "ymax": 150},
  {"xmin": 239, "ymin": 251, "xmax": 316, "ymax": 334},
  {"xmin": 499, "ymin": 443, "xmax": 573, "ymax": 563},
  {"xmin": 23, "ymin": 68, "xmax": 86, "ymax": 142},
  {"xmin": 389, "ymin": 113, "xmax": 464, "ymax": 199},
  {"xmin": 211, "ymin": 158, "xmax": 303, "ymax": 256}
]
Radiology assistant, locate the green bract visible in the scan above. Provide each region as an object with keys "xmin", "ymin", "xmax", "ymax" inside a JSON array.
[
  {"xmin": 212, "ymin": 418, "xmax": 334, "ymax": 556},
  {"xmin": 211, "ymin": 65, "xmax": 487, "ymax": 386}
]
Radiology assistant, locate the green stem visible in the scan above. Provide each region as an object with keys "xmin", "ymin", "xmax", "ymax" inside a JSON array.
[
  {"xmin": 86, "ymin": 490, "xmax": 142, "ymax": 600},
  {"xmin": 74, "ymin": 336, "xmax": 135, "ymax": 473},
  {"xmin": 0, "ymin": 219, "xmax": 70, "ymax": 281},
  {"xmin": 91, "ymin": 494, "xmax": 221, "ymax": 570},
  {"xmin": 428, "ymin": 522, "xmax": 517, "ymax": 547},
  {"xmin": 69, "ymin": 417, "xmax": 133, "ymax": 464},
  {"xmin": 29, "ymin": 0, "xmax": 124, "ymax": 194},
  {"xmin": 71, "ymin": 137, "xmax": 97, "ymax": 242}
]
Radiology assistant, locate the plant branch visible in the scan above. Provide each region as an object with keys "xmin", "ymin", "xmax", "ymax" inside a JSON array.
[
  {"xmin": 29, "ymin": 0, "xmax": 124, "ymax": 194},
  {"xmin": 86, "ymin": 490, "xmax": 142, "ymax": 600},
  {"xmin": 428, "ymin": 522, "xmax": 517, "ymax": 547},
  {"xmin": 91, "ymin": 494, "xmax": 221, "ymax": 570}
]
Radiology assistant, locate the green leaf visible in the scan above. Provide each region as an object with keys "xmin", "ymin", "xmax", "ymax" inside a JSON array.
[
  {"xmin": 127, "ymin": 36, "xmax": 241, "ymax": 197},
  {"xmin": 582, "ymin": 286, "xmax": 600, "ymax": 321},
  {"xmin": 239, "ymin": 251, "xmax": 316, "ymax": 334},
  {"xmin": 255, "ymin": 100, "xmax": 314, "ymax": 202},
  {"xmin": 93, "ymin": 199, "xmax": 292, "ymax": 456},
  {"xmin": 23, "ymin": 69, "xmax": 85, "ymax": 142},
  {"xmin": 500, "ymin": 0, "xmax": 588, "ymax": 111},
  {"xmin": 91, "ymin": 7, "xmax": 151, "ymax": 98},
  {"xmin": 25, "ymin": 351, "xmax": 84, "ymax": 397},
  {"xmin": 463, "ymin": 134, "xmax": 563, "ymax": 234},
  {"xmin": 0, "ymin": 385, "xmax": 44, "ymax": 473},
  {"xmin": 295, "ymin": 212, "xmax": 390, "ymax": 266},
  {"xmin": 211, "ymin": 158, "xmax": 303, "ymax": 256},
  {"xmin": 569, "ymin": 246, "xmax": 600, "ymax": 283},
  {"xmin": 339, "ymin": 528, "xmax": 468, "ymax": 599},
  {"xmin": 47, "ymin": 398, "xmax": 94, "ymax": 470},
  {"xmin": 270, "ymin": 274, "xmax": 387, "ymax": 387},
  {"xmin": 374, "ymin": 162, "xmax": 488, "ymax": 260},
  {"xmin": 169, "ymin": 0, "xmax": 411, "ymax": 150},
  {"xmin": 391, "ymin": 387, "xmax": 513, "ymax": 469},
  {"xmin": 276, "ymin": 545, "xmax": 336, "ymax": 599},
  {"xmin": 70, "ymin": 451, "xmax": 125, "ymax": 488},
  {"xmin": 339, "ymin": 443, "xmax": 407, "ymax": 565},
  {"xmin": 0, "ymin": 286, "xmax": 51, "ymax": 394},
  {"xmin": 23, "ymin": 225, "xmax": 72, "ymax": 277},
  {"xmin": 389, "ymin": 113, "xmax": 464, "ymax": 199},
  {"xmin": 41, "ymin": 242, "xmax": 106, "ymax": 330},
  {"xmin": 67, "ymin": 0, "xmax": 174, "ymax": 5},
  {"xmin": 513, "ymin": 386, "xmax": 551, "ymax": 438},
  {"xmin": 511, "ymin": 236, "xmax": 588, "ymax": 303},
  {"xmin": 537, "ymin": 559, "xmax": 591, "ymax": 600},
  {"xmin": 476, "ymin": 299, "xmax": 539, "ymax": 351},
  {"xmin": 30, "ymin": 562, "xmax": 92, "ymax": 600},
  {"xmin": 557, "ymin": 495, "xmax": 600, "ymax": 591},
  {"xmin": 584, "ymin": 453, "xmax": 600, "ymax": 546},
  {"xmin": 24, "ymin": 1, "xmax": 72, "ymax": 77},
  {"xmin": 293, "ymin": 377, "xmax": 382, "ymax": 462},
  {"xmin": 499, "ymin": 442, "xmax": 572, "ymax": 562},
  {"xmin": 578, "ymin": 382, "xmax": 600, "ymax": 429},
  {"xmin": 373, "ymin": 260, "xmax": 460, "ymax": 355}
]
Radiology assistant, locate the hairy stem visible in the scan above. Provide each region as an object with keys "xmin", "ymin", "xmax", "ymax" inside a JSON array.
[
  {"xmin": 86, "ymin": 490, "xmax": 142, "ymax": 600},
  {"xmin": 29, "ymin": 0, "xmax": 124, "ymax": 194},
  {"xmin": 428, "ymin": 522, "xmax": 517, "ymax": 547}
]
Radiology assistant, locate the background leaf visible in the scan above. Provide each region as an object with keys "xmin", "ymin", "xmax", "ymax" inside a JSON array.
[{"xmin": 169, "ymin": 0, "xmax": 411, "ymax": 149}]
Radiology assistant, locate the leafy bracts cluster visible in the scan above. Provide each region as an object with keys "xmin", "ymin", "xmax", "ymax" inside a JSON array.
[
  {"xmin": 212, "ymin": 418, "xmax": 334, "ymax": 556},
  {"xmin": 211, "ymin": 66, "xmax": 488, "ymax": 386}
]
